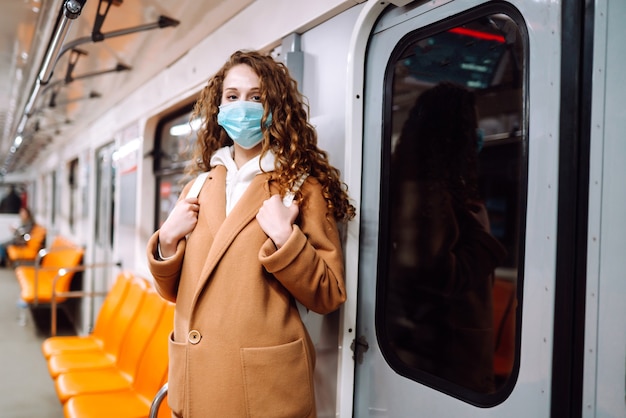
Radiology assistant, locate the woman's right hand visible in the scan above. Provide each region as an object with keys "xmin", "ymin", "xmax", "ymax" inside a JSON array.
[{"xmin": 158, "ymin": 197, "xmax": 200, "ymax": 258}]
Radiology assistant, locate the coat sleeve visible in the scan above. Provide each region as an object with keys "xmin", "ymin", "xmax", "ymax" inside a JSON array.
[
  {"xmin": 258, "ymin": 179, "xmax": 347, "ymax": 315},
  {"xmin": 146, "ymin": 231, "xmax": 186, "ymax": 302}
]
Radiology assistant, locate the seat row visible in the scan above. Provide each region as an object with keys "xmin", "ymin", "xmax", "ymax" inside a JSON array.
[
  {"xmin": 6, "ymin": 223, "xmax": 47, "ymax": 264},
  {"xmin": 42, "ymin": 272, "xmax": 172, "ymax": 418},
  {"xmin": 13, "ymin": 235, "xmax": 85, "ymax": 335}
]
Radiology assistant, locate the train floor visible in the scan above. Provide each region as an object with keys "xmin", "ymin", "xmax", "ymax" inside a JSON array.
[{"xmin": 0, "ymin": 266, "xmax": 66, "ymax": 418}]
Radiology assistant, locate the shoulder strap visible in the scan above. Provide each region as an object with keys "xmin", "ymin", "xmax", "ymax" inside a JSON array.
[
  {"xmin": 186, "ymin": 172, "xmax": 210, "ymax": 199},
  {"xmin": 281, "ymin": 173, "xmax": 311, "ymax": 324},
  {"xmin": 282, "ymin": 174, "xmax": 308, "ymax": 207}
]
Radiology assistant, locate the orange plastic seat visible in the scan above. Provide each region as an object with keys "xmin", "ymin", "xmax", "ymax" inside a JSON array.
[
  {"xmin": 55, "ymin": 289, "xmax": 169, "ymax": 403},
  {"xmin": 6, "ymin": 223, "xmax": 46, "ymax": 264},
  {"xmin": 14, "ymin": 236, "xmax": 84, "ymax": 305},
  {"xmin": 65, "ymin": 389, "xmax": 163, "ymax": 418},
  {"xmin": 47, "ymin": 277, "xmax": 148, "ymax": 378},
  {"xmin": 42, "ymin": 272, "xmax": 133, "ymax": 359},
  {"xmin": 63, "ymin": 302, "xmax": 175, "ymax": 417}
]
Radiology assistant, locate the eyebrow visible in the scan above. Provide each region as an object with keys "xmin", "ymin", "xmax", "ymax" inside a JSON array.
[{"xmin": 222, "ymin": 87, "xmax": 261, "ymax": 92}]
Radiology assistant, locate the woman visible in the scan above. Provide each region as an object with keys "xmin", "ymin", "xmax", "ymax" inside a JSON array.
[{"xmin": 147, "ymin": 50, "xmax": 354, "ymax": 417}]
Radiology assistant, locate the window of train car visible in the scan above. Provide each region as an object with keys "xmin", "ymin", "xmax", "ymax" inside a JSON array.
[
  {"xmin": 377, "ymin": 6, "xmax": 527, "ymax": 405},
  {"xmin": 154, "ymin": 106, "xmax": 196, "ymax": 228},
  {"xmin": 68, "ymin": 158, "xmax": 78, "ymax": 232}
]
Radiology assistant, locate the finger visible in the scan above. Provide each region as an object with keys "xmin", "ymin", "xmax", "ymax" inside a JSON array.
[
  {"xmin": 184, "ymin": 197, "xmax": 199, "ymax": 205},
  {"xmin": 287, "ymin": 202, "xmax": 299, "ymax": 221}
]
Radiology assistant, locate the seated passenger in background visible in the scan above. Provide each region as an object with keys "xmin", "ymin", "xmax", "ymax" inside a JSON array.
[{"xmin": 0, "ymin": 207, "xmax": 35, "ymax": 266}]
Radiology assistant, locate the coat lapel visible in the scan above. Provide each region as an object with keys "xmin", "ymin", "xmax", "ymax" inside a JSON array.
[
  {"xmin": 193, "ymin": 171, "xmax": 272, "ymax": 301},
  {"xmin": 202, "ymin": 166, "xmax": 226, "ymax": 238}
]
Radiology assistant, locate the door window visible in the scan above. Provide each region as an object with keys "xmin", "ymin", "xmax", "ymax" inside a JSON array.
[
  {"xmin": 154, "ymin": 106, "xmax": 197, "ymax": 228},
  {"xmin": 377, "ymin": 7, "xmax": 527, "ymax": 402}
]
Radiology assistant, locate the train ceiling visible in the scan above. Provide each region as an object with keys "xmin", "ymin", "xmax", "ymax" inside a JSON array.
[{"xmin": 0, "ymin": 0, "xmax": 254, "ymax": 175}]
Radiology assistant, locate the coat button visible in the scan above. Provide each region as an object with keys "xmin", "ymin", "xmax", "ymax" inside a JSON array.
[{"xmin": 188, "ymin": 330, "xmax": 201, "ymax": 344}]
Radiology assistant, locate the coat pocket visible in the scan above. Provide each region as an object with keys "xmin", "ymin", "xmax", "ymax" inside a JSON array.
[
  {"xmin": 240, "ymin": 338, "xmax": 314, "ymax": 418},
  {"xmin": 167, "ymin": 331, "xmax": 186, "ymax": 416}
]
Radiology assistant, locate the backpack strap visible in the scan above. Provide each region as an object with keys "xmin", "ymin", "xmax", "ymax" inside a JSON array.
[
  {"xmin": 282, "ymin": 174, "xmax": 308, "ymax": 207},
  {"xmin": 186, "ymin": 172, "xmax": 210, "ymax": 199},
  {"xmin": 282, "ymin": 174, "xmax": 310, "ymax": 323}
]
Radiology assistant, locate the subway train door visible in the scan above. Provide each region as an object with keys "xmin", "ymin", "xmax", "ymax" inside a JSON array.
[{"xmin": 352, "ymin": 0, "xmax": 566, "ymax": 416}]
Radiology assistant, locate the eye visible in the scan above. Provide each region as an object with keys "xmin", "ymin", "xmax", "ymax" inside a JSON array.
[
  {"xmin": 225, "ymin": 93, "xmax": 238, "ymax": 101},
  {"xmin": 250, "ymin": 95, "xmax": 262, "ymax": 102}
]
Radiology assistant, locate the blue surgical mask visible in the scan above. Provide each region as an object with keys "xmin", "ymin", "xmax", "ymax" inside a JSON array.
[{"xmin": 217, "ymin": 101, "xmax": 272, "ymax": 149}]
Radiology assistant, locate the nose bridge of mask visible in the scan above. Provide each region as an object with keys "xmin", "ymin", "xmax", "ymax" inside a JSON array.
[
  {"xmin": 219, "ymin": 101, "xmax": 257, "ymax": 123},
  {"xmin": 218, "ymin": 101, "xmax": 273, "ymax": 128}
]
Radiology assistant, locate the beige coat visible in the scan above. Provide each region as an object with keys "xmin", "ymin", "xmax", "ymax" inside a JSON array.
[{"xmin": 147, "ymin": 166, "xmax": 346, "ymax": 417}]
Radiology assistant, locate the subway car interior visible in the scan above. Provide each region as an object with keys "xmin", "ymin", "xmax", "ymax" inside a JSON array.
[{"xmin": 0, "ymin": 0, "xmax": 624, "ymax": 417}]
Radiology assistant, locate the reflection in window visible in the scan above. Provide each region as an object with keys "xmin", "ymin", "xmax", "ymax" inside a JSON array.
[
  {"xmin": 158, "ymin": 111, "xmax": 197, "ymax": 169},
  {"xmin": 379, "ymin": 11, "xmax": 526, "ymax": 400},
  {"xmin": 154, "ymin": 106, "xmax": 198, "ymax": 228},
  {"xmin": 157, "ymin": 173, "xmax": 186, "ymax": 228}
]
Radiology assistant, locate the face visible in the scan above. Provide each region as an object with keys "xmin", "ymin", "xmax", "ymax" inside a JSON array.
[
  {"xmin": 220, "ymin": 64, "xmax": 261, "ymax": 105},
  {"xmin": 219, "ymin": 63, "xmax": 265, "ymax": 157}
]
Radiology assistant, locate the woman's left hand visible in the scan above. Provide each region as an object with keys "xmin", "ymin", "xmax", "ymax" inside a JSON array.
[{"xmin": 256, "ymin": 195, "xmax": 299, "ymax": 249}]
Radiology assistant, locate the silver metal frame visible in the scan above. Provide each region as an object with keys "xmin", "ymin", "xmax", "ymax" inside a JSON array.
[{"xmin": 149, "ymin": 383, "xmax": 168, "ymax": 418}]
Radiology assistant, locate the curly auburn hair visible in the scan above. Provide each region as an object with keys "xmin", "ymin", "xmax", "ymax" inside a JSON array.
[{"xmin": 188, "ymin": 50, "xmax": 355, "ymax": 221}]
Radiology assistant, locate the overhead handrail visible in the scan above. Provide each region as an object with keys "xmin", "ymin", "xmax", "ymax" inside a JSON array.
[
  {"xmin": 54, "ymin": 0, "xmax": 179, "ymax": 70},
  {"xmin": 50, "ymin": 91, "xmax": 101, "ymax": 108},
  {"xmin": 41, "ymin": 60, "xmax": 131, "ymax": 98},
  {"xmin": 2, "ymin": 0, "xmax": 179, "ymax": 175},
  {"xmin": 23, "ymin": 0, "xmax": 87, "ymax": 119},
  {"xmin": 149, "ymin": 382, "xmax": 168, "ymax": 418},
  {"xmin": 57, "ymin": 15, "xmax": 180, "ymax": 64},
  {"xmin": 2, "ymin": 0, "xmax": 87, "ymax": 175}
]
